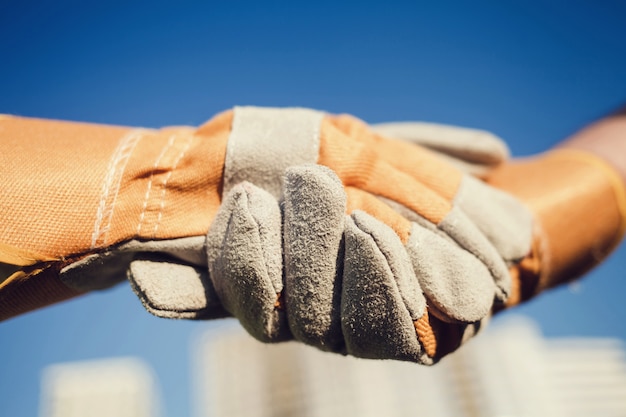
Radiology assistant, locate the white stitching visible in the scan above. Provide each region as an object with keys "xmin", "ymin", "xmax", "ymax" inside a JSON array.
[
  {"xmin": 136, "ymin": 133, "xmax": 178, "ymax": 235},
  {"xmin": 91, "ymin": 129, "xmax": 148, "ymax": 248},
  {"xmin": 152, "ymin": 132, "xmax": 195, "ymax": 237}
]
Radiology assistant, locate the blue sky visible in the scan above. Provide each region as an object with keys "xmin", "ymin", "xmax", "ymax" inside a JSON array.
[{"xmin": 1, "ymin": 1, "xmax": 625, "ymax": 416}]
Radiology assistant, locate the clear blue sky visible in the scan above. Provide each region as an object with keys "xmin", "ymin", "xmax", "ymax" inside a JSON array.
[{"xmin": 1, "ymin": 1, "xmax": 625, "ymax": 416}]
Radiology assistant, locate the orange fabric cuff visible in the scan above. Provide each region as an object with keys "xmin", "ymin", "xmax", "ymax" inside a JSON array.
[
  {"xmin": 0, "ymin": 113, "xmax": 232, "ymax": 264},
  {"xmin": 488, "ymin": 149, "xmax": 626, "ymax": 303},
  {"xmin": 0, "ymin": 113, "xmax": 232, "ymax": 320}
]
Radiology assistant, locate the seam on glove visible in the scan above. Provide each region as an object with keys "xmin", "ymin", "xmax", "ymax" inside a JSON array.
[
  {"xmin": 152, "ymin": 130, "xmax": 196, "ymax": 237},
  {"xmin": 414, "ymin": 313, "xmax": 437, "ymax": 359},
  {"xmin": 91, "ymin": 128, "xmax": 149, "ymax": 248},
  {"xmin": 136, "ymin": 133, "xmax": 178, "ymax": 235}
]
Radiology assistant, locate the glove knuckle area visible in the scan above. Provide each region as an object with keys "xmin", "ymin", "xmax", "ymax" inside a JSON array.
[
  {"xmin": 454, "ymin": 175, "xmax": 533, "ymax": 263},
  {"xmin": 319, "ymin": 116, "xmax": 453, "ymax": 222},
  {"xmin": 378, "ymin": 196, "xmax": 501, "ymax": 323},
  {"xmin": 341, "ymin": 213, "xmax": 428, "ymax": 363},
  {"xmin": 406, "ymin": 223, "xmax": 495, "ymax": 323},
  {"xmin": 207, "ymin": 182, "xmax": 290, "ymax": 342},
  {"xmin": 438, "ymin": 205, "xmax": 512, "ymax": 302}
]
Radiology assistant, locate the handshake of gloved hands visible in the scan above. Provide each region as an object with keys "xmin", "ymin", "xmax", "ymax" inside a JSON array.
[
  {"xmin": 2, "ymin": 107, "xmax": 624, "ymax": 364},
  {"xmin": 61, "ymin": 107, "xmax": 533, "ymax": 365}
]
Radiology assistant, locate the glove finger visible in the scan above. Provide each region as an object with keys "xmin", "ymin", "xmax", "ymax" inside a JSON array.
[
  {"xmin": 350, "ymin": 211, "xmax": 426, "ymax": 323},
  {"xmin": 283, "ymin": 164, "xmax": 346, "ymax": 352},
  {"xmin": 128, "ymin": 254, "xmax": 228, "ymax": 319},
  {"xmin": 454, "ymin": 175, "xmax": 533, "ymax": 263},
  {"xmin": 437, "ymin": 205, "xmax": 512, "ymax": 301},
  {"xmin": 324, "ymin": 115, "xmax": 529, "ymax": 263},
  {"xmin": 373, "ymin": 173, "xmax": 528, "ymax": 289},
  {"xmin": 370, "ymin": 121, "xmax": 509, "ymax": 170},
  {"xmin": 344, "ymin": 188, "xmax": 503, "ymax": 322},
  {"xmin": 342, "ymin": 212, "xmax": 428, "ymax": 363},
  {"xmin": 406, "ymin": 221, "xmax": 497, "ymax": 322},
  {"xmin": 206, "ymin": 182, "xmax": 290, "ymax": 342}
]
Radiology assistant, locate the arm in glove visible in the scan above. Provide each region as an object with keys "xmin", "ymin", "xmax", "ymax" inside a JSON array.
[
  {"xmin": 487, "ymin": 113, "xmax": 626, "ymax": 306},
  {"xmin": 382, "ymin": 112, "xmax": 626, "ymax": 309},
  {"xmin": 0, "ymin": 108, "xmax": 532, "ymax": 365}
]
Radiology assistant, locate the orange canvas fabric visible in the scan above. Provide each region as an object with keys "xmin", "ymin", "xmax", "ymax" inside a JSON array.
[
  {"xmin": 0, "ymin": 262, "xmax": 83, "ymax": 319},
  {"xmin": 1, "ymin": 116, "xmax": 132, "ymax": 260},
  {"xmin": 488, "ymin": 149, "xmax": 626, "ymax": 303},
  {"xmin": 0, "ymin": 113, "xmax": 232, "ymax": 319},
  {"xmin": 328, "ymin": 114, "xmax": 463, "ymax": 200},
  {"xmin": 0, "ymin": 113, "xmax": 231, "ymax": 265},
  {"xmin": 318, "ymin": 117, "xmax": 458, "ymax": 242}
]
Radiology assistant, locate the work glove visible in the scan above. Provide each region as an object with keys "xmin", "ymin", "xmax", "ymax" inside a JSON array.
[
  {"xmin": 487, "ymin": 149, "xmax": 626, "ymax": 306},
  {"xmin": 381, "ymin": 120, "xmax": 626, "ymax": 310},
  {"xmin": 0, "ymin": 108, "xmax": 532, "ymax": 364},
  {"xmin": 129, "ymin": 107, "xmax": 532, "ymax": 364}
]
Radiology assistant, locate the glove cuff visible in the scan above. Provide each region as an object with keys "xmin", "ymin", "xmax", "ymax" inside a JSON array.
[{"xmin": 488, "ymin": 149, "xmax": 626, "ymax": 302}]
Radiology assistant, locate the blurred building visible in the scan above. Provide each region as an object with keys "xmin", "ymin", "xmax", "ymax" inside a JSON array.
[
  {"xmin": 194, "ymin": 318, "xmax": 626, "ymax": 417},
  {"xmin": 39, "ymin": 357, "xmax": 161, "ymax": 417},
  {"xmin": 40, "ymin": 317, "xmax": 626, "ymax": 417}
]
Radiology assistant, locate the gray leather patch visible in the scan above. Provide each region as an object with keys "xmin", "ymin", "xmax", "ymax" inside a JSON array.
[
  {"xmin": 128, "ymin": 256, "xmax": 227, "ymax": 320},
  {"xmin": 283, "ymin": 165, "xmax": 346, "ymax": 352},
  {"xmin": 342, "ymin": 215, "xmax": 424, "ymax": 362},
  {"xmin": 454, "ymin": 175, "xmax": 533, "ymax": 263},
  {"xmin": 206, "ymin": 182, "xmax": 290, "ymax": 342},
  {"xmin": 224, "ymin": 106, "xmax": 324, "ymax": 198}
]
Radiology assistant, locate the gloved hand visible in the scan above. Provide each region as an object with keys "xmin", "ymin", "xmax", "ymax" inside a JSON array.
[
  {"xmin": 487, "ymin": 149, "xmax": 626, "ymax": 306},
  {"xmin": 382, "ymin": 120, "xmax": 626, "ymax": 312},
  {"xmin": 0, "ymin": 107, "xmax": 532, "ymax": 365},
  {"xmin": 126, "ymin": 107, "xmax": 532, "ymax": 363}
]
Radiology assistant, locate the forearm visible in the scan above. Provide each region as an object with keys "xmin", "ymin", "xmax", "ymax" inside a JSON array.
[{"xmin": 559, "ymin": 106, "xmax": 626, "ymax": 186}]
